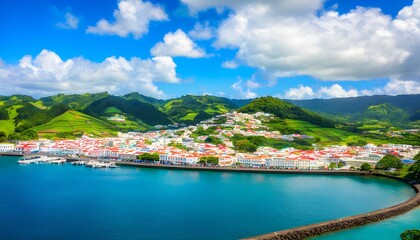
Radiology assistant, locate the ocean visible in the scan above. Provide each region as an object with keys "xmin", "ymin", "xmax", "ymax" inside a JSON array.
[{"xmin": 0, "ymin": 156, "xmax": 417, "ymax": 240}]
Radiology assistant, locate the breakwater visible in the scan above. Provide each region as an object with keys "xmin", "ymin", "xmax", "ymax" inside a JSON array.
[{"xmin": 245, "ymin": 184, "xmax": 420, "ymax": 240}]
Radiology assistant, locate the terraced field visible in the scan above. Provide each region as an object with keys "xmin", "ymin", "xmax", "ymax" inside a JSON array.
[{"xmin": 33, "ymin": 110, "xmax": 117, "ymax": 136}]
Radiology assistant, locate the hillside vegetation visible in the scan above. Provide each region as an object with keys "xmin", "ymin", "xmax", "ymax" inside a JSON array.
[
  {"xmin": 162, "ymin": 95, "xmax": 238, "ymax": 123},
  {"xmin": 33, "ymin": 110, "xmax": 117, "ymax": 137},
  {"xmin": 239, "ymin": 97, "xmax": 335, "ymax": 128},
  {"xmin": 0, "ymin": 93, "xmax": 418, "ymax": 144}
]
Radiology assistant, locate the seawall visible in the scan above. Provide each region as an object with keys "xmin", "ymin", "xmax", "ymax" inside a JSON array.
[
  {"xmin": 115, "ymin": 162, "xmax": 371, "ymax": 176},
  {"xmin": 244, "ymin": 184, "xmax": 420, "ymax": 240}
]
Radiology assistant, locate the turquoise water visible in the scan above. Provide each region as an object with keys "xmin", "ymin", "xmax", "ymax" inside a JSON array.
[
  {"xmin": 312, "ymin": 207, "xmax": 420, "ymax": 240},
  {"xmin": 0, "ymin": 156, "xmax": 417, "ymax": 240}
]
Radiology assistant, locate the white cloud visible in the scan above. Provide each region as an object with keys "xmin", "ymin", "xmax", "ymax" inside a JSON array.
[
  {"xmin": 281, "ymin": 84, "xmax": 359, "ymax": 100},
  {"xmin": 56, "ymin": 12, "xmax": 79, "ymax": 29},
  {"xmin": 0, "ymin": 50, "xmax": 180, "ymax": 98},
  {"xmin": 245, "ymin": 78, "xmax": 261, "ymax": 89},
  {"xmin": 283, "ymin": 85, "xmax": 315, "ymax": 100},
  {"xmin": 382, "ymin": 78, "xmax": 420, "ymax": 95},
  {"xmin": 183, "ymin": 0, "xmax": 420, "ymax": 90},
  {"xmin": 181, "ymin": 0, "xmax": 325, "ymax": 16},
  {"xmin": 280, "ymin": 79, "xmax": 420, "ymax": 100},
  {"xmin": 318, "ymin": 84, "xmax": 359, "ymax": 98},
  {"xmin": 188, "ymin": 22, "xmax": 214, "ymax": 40},
  {"xmin": 221, "ymin": 60, "xmax": 238, "ymax": 69},
  {"xmin": 231, "ymin": 78, "xmax": 257, "ymax": 99},
  {"xmin": 151, "ymin": 29, "xmax": 206, "ymax": 58},
  {"xmin": 86, "ymin": 0, "xmax": 168, "ymax": 39}
]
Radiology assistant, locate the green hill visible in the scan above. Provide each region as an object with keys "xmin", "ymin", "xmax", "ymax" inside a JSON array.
[
  {"xmin": 122, "ymin": 92, "xmax": 164, "ymax": 107},
  {"xmin": 239, "ymin": 96, "xmax": 335, "ymax": 128},
  {"xmin": 162, "ymin": 95, "xmax": 238, "ymax": 123},
  {"xmin": 32, "ymin": 110, "xmax": 117, "ymax": 137},
  {"xmin": 84, "ymin": 96, "xmax": 172, "ymax": 127},
  {"xmin": 40, "ymin": 92, "xmax": 110, "ymax": 110},
  {"xmin": 358, "ymin": 103, "xmax": 409, "ymax": 124},
  {"xmin": 287, "ymin": 94, "xmax": 420, "ymax": 127}
]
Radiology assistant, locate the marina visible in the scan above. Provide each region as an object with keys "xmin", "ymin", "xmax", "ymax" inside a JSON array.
[{"xmin": 17, "ymin": 155, "xmax": 66, "ymax": 164}]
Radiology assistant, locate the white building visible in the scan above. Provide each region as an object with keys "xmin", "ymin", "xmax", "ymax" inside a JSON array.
[
  {"xmin": 266, "ymin": 157, "xmax": 319, "ymax": 170},
  {"xmin": 236, "ymin": 154, "xmax": 266, "ymax": 167},
  {"xmin": 159, "ymin": 153, "xmax": 198, "ymax": 165},
  {"xmin": 0, "ymin": 143, "xmax": 14, "ymax": 152}
]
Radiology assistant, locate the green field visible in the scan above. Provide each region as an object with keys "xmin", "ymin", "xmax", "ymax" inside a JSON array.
[
  {"xmin": 0, "ymin": 120, "xmax": 15, "ymax": 135},
  {"xmin": 284, "ymin": 119, "xmax": 383, "ymax": 145},
  {"xmin": 33, "ymin": 110, "xmax": 117, "ymax": 136},
  {"xmin": 180, "ymin": 112, "xmax": 198, "ymax": 121}
]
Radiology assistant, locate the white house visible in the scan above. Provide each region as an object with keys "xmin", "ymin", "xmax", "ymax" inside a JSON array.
[{"xmin": 0, "ymin": 143, "xmax": 14, "ymax": 152}]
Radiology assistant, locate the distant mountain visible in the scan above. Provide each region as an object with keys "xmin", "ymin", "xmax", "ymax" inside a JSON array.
[
  {"xmin": 287, "ymin": 95, "xmax": 420, "ymax": 114},
  {"xmin": 122, "ymin": 92, "xmax": 164, "ymax": 107},
  {"xmin": 161, "ymin": 95, "xmax": 239, "ymax": 123},
  {"xmin": 84, "ymin": 96, "xmax": 172, "ymax": 126},
  {"xmin": 287, "ymin": 94, "xmax": 420, "ymax": 126},
  {"xmin": 40, "ymin": 92, "xmax": 110, "ymax": 110},
  {"xmin": 239, "ymin": 96, "xmax": 335, "ymax": 127}
]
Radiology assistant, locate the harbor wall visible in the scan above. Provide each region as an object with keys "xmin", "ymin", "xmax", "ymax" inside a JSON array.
[{"xmin": 244, "ymin": 184, "xmax": 420, "ymax": 240}]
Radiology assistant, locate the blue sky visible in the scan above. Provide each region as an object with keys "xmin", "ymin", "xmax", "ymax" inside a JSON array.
[{"xmin": 0, "ymin": 0, "xmax": 419, "ymax": 99}]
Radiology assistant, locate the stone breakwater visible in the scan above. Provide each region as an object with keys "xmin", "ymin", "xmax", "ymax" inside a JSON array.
[{"xmin": 245, "ymin": 183, "xmax": 420, "ymax": 240}]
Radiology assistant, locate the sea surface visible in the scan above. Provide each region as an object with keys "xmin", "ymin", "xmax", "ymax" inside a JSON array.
[{"xmin": 0, "ymin": 156, "xmax": 418, "ymax": 240}]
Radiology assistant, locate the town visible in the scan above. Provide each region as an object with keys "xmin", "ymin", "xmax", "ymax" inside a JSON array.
[{"xmin": 1, "ymin": 112, "xmax": 418, "ymax": 170}]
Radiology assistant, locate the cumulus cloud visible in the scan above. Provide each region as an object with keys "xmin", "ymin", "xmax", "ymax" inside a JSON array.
[
  {"xmin": 221, "ymin": 60, "xmax": 238, "ymax": 69},
  {"xmin": 283, "ymin": 85, "xmax": 315, "ymax": 100},
  {"xmin": 281, "ymin": 84, "xmax": 358, "ymax": 99},
  {"xmin": 56, "ymin": 12, "xmax": 79, "ymax": 29},
  {"xmin": 87, "ymin": 0, "xmax": 168, "ymax": 39},
  {"xmin": 280, "ymin": 79, "xmax": 420, "ymax": 100},
  {"xmin": 231, "ymin": 78, "xmax": 257, "ymax": 99},
  {"xmin": 151, "ymin": 29, "xmax": 206, "ymax": 58},
  {"xmin": 0, "ymin": 50, "xmax": 179, "ymax": 98},
  {"xmin": 188, "ymin": 22, "xmax": 214, "ymax": 40},
  {"xmin": 381, "ymin": 79, "xmax": 420, "ymax": 95},
  {"xmin": 184, "ymin": 0, "xmax": 420, "ymax": 87},
  {"xmin": 181, "ymin": 0, "xmax": 325, "ymax": 16}
]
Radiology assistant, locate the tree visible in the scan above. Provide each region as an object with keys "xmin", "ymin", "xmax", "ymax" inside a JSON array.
[
  {"xmin": 204, "ymin": 136, "xmax": 222, "ymax": 145},
  {"xmin": 0, "ymin": 131, "xmax": 7, "ymax": 142},
  {"xmin": 235, "ymin": 140, "xmax": 257, "ymax": 153},
  {"xmin": 329, "ymin": 162, "xmax": 337, "ymax": 169},
  {"xmin": 408, "ymin": 161, "xmax": 420, "ymax": 181},
  {"xmin": 137, "ymin": 153, "xmax": 159, "ymax": 161},
  {"xmin": 337, "ymin": 161, "xmax": 345, "ymax": 168},
  {"xmin": 360, "ymin": 163, "xmax": 372, "ymax": 171},
  {"xmin": 376, "ymin": 154, "xmax": 403, "ymax": 170},
  {"xmin": 199, "ymin": 156, "xmax": 219, "ymax": 165},
  {"xmin": 413, "ymin": 153, "xmax": 420, "ymax": 161},
  {"xmin": 400, "ymin": 229, "xmax": 420, "ymax": 240}
]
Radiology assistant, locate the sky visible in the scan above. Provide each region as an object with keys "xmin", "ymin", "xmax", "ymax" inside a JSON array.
[{"xmin": 1, "ymin": 0, "xmax": 420, "ymax": 100}]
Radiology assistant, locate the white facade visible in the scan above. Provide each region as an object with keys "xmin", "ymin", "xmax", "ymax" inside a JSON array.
[
  {"xmin": 236, "ymin": 154, "xmax": 266, "ymax": 167},
  {"xmin": 159, "ymin": 153, "xmax": 198, "ymax": 165},
  {"xmin": 0, "ymin": 143, "xmax": 14, "ymax": 152},
  {"xmin": 266, "ymin": 157, "xmax": 318, "ymax": 170}
]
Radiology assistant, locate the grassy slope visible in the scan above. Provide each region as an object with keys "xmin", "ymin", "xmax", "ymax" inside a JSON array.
[
  {"xmin": 33, "ymin": 110, "xmax": 117, "ymax": 136},
  {"xmin": 0, "ymin": 120, "xmax": 15, "ymax": 135},
  {"xmin": 284, "ymin": 119, "xmax": 386, "ymax": 145}
]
